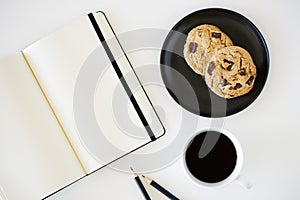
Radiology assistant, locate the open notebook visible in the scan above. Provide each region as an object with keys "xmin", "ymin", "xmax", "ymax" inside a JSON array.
[{"xmin": 0, "ymin": 12, "xmax": 165, "ymax": 199}]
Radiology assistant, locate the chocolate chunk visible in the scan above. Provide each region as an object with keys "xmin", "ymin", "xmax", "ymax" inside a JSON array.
[
  {"xmin": 207, "ymin": 62, "xmax": 215, "ymax": 75},
  {"xmin": 224, "ymin": 59, "xmax": 234, "ymax": 65},
  {"xmin": 234, "ymin": 83, "xmax": 242, "ymax": 90},
  {"xmin": 221, "ymin": 79, "xmax": 230, "ymax": 87},
  {"xmin": 189, "ymin": 42, "xmax": 198, "ymax": 53},
  {"xmin": 239, "ymin": 68, "xmax": 246, "ymax": 76},
  {"xmin": 246, "ymin": 76, "xmax": 255, "ymax": 85},
  {"xmin": 240, "ymin": 58, "xmax": 243, "ymax": 66},
  {"xmin": 224, "ymin": 59, "xmax": 234, "ymax": 71},
  {"xmin": 212, "ymin": 32, "xmax": 221, "ymax": 38}
]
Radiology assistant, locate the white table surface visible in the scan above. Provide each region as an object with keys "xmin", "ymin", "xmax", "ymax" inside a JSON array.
[{"xmin": 1, "ymin": 0, "xmax": 300, "ymax": 199}]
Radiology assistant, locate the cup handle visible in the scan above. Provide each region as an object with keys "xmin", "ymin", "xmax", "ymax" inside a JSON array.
[{"xmin": 235, "ymin": 174, "xmax": 253, "ymax": 189}]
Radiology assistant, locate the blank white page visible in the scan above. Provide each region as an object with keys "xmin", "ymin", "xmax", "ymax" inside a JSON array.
[
  {"xmin": 0, "ymin": 53, "xmax": 84, "ymax": 199},
  {"xmin": 23, "ymin": 15, "xmax": 101, "ymax": 173}
]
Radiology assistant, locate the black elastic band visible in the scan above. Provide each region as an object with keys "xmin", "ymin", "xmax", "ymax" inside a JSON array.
[{"xmin": 88, "ymin": 12, "xmax": 156, "ymax": 141}]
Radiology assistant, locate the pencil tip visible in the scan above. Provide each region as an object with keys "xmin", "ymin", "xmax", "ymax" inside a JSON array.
[
  {"xmin": 130, "ymin": 167, "xmax": 134, "ymax": 172},
  {"xmin": 142, "ymin": 175, "xmax": 145, "ymax": 178}
]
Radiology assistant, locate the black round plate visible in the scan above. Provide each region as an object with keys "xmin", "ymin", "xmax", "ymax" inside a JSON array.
[{"xmin": 160, "ymin": 8, "xmax": 269, "ymax": 117}]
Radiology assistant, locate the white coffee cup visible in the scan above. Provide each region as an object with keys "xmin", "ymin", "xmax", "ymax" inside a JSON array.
[{"xmin": 183, "ymin": 128, "xmax": 252, "ymax": 189}]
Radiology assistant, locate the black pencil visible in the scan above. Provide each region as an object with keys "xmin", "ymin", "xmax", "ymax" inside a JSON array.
[
  {"xmin": 130, "ymin": 167, "xmax": 151, "ymax": 200},
  {"xmin": 142, "ymin": 175, "xmax": 180, "ymax": 200}
]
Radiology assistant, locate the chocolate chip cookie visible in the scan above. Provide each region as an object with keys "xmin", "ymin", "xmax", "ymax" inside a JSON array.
[
  {"xmin": 205, "ymin": 46, "xmax": 257, "ymax": 99},
  {"xmin": 183, "ymin": 24, "xmax": 233, "ymax": 75}
]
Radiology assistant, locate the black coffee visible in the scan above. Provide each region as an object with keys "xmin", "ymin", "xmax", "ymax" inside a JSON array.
[{"xmin": 185, "ymin": 131, "xmax": 237, "ymax": 183}]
